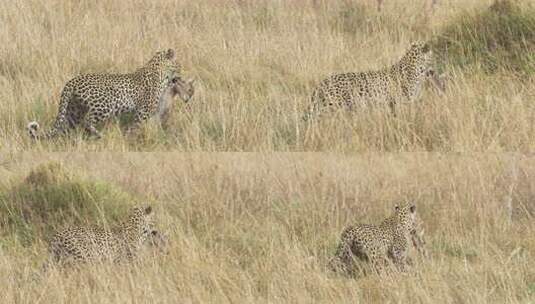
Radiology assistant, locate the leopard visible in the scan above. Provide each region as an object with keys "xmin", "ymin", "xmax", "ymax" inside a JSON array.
[
  {"xmin": 27, "ymin": 49, "xmax": 182, "ymax": 140},
  {"xmin": 328, "ymin": 203, "xmax": 423, "ymax": 276},
  {"xmin": 157, "ymin": 76, "xmax": 196, "ymax": 130},
  {"xmin": 303, "ymin": 42, "xmax": 434, "ymax": 121},
  {"xmin": 46, "ymin": 205, "xmax": 161, "ymax": 267}
]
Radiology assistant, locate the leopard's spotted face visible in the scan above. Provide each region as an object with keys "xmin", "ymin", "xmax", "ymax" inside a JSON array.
[
  {"xmin": 126, "ymin": 206, "xmax": 157, "ymax": 242},
  {"xmin": 146, "ymin": 49, "xmax": 182, "ymax": 84},
  {"xmin": 393, "ymin": 203, "xmax": 418, "ymax": 234},
  {"xmin": 401, "ymin": 42, "xmax": 434, "ymax": 79}
]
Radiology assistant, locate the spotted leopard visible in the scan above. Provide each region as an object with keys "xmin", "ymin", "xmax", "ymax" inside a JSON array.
[
  {"xmin": 46, "ymin": 205, "xmax": 161, "ymax": 267},
  {"xmin": 329, "ymin": 203, "xmax": 423, "ymax": 275},
  {"xmin": 304, "ymin": 42, "xmax": 434, "ymax": 121},
  {"xmin": 28, "ymin": 49, "xmax": 182, "ymax": 139}
]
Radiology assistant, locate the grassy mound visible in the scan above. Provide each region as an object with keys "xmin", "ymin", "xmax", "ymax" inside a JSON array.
[
  {"xmin": 0, "ymin": 162, "xmax": 136, "ymax": 245},
  {"xmin": 433, "ymin": 0, "xmax": 535, "ymax": 76},
  {"xmin": 330, "ymin": 2, "xmax": 428, "ymax": 37}
]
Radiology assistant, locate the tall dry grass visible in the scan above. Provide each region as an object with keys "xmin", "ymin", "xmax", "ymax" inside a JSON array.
[
  {"xmin": 1, "ymin": 153, "xmax": 534, "ymax": 303},
  {"xmin": 1, "ymin": 0, "xmax": 534, "ymax": 151}
]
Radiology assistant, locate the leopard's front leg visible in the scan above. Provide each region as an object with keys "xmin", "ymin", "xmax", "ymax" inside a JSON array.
[{"xmin": 389, "ymin": 242, "xmax": 410, "ymax": 272}]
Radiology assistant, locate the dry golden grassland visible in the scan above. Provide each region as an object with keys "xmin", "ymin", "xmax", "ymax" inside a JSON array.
[
  {"xmin": 1, "ymin": 0, "xmax": 534, "ymax": 151},
  {"xmin": 1, "ymin": 153, "xmax": 534, "ymax": 303}
]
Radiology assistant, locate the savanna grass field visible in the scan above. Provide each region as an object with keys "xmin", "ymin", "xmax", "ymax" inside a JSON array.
[
  {"xmin": 2, "ymin": 1, "xmax": 535, "ymax": 303},
  {"xmin": 1, "ymin": 153, "xmax": 535, "ymax": 303},
  {"xmin": 1, "ymin": 0, "xmax": 535, "ymax": 151}
]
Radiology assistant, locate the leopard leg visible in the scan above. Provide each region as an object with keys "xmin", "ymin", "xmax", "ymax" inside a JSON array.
[
  {"xmin": 82, "ymin": 107, "xmax": 111, "ymax": 139},
  {"xmin": 390, "ymin": 243, "xmax": 409, "ymax": 272},
  {"xmin": 85, "ymin": 124, "xmax": 102, "ymax": 139},
  {"xmin": 81, "ymin": 113, "xmax": 102, "ymax": 139},
  {"xmin": 368, "ymin": 249, "xmax": 385, "ymax": 274},
  {"xmin": 126, "ymin": 109, "xmax": 151, "ymax": 135},
  {"xmin": 65, "ymin": 97, "xmax": 87, "ymax": 130},
  {"xmin": 329, "ymin": 241, "xmax": 354, "ymax": 275}
]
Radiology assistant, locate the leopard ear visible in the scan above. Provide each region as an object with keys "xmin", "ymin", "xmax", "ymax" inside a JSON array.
[
  {"xmin": 410, "ymin": 205, "xmax": 416, "ymax": 213},
  {"xmin": 395, "ymin": 205, "xmax": 400, "ymax": 212},
  {"xmin": 144, "ymin": 206, "xmax": 153, "ymax": 215},
  {"xmin": 165, "ymin": 49, "xmax": 176, "ymax": 60}
]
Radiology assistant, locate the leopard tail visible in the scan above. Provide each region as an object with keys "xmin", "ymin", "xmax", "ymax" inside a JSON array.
[{"xmin": 27, "ymin": 84, "xmax": 74, "ymax": 140}]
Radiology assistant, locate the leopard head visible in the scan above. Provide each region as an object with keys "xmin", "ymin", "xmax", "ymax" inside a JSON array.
[
  {"xmin": 145, "ymin": 49, "xmax": 182, "ymax": 88},
  {"xmin": 126, "ymin": 205, "xmax": 157, "ymax": 245},
  {"xmin": 393, "ymin": 202, "xmax": 417, "ymax": 235},
  {"xmin": 402, "ymin": 42, "xmax": 434, "ymax": 77}
]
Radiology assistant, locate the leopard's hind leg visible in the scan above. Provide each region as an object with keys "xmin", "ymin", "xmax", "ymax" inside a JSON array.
[
  {"xmin": 82, "ymin": 105, "xmax": 112, "ymax": 139},
  {"xmin": 329, "ymin": 241, "xmax": 355, "ymax": 275}
]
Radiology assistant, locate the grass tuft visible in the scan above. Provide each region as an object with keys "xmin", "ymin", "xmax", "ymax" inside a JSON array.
[
  {"xmin": 0, "ymin": 162, "xmax": 136, "ymax": 245},
  {"xmin": 433, "ymin": 0, "xmax": 535, "ymax": 76}
]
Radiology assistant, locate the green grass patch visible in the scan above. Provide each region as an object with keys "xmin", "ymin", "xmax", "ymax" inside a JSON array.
[
  {"xmin": 0, "ymin": 162, "xmax": 137, "ymax": 245},
  {"xmin": 528, "ymin": 282, "xmax": 535, "ymax": 296},
  {"xmin": 432, "ymin": 1, "xmax": 535, "ymax": 76}
]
